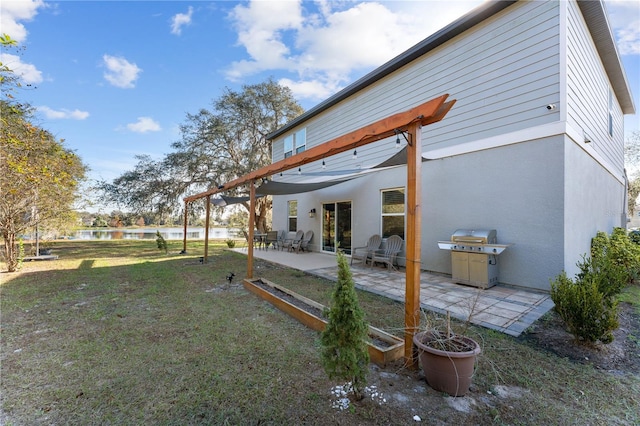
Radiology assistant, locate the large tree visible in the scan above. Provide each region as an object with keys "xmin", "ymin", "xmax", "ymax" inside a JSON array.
[
  {"xmin": 0, "ymin": 102, "xmax": 87, "ymax": 271},
  {"xmin": 100, "ymin": 78, "xmax": 304, "ymax": 231}
]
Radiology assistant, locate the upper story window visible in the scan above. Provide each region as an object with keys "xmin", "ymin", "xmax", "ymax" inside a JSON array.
[
  {"xmin": 381, "ymin": 188, "xmax": 405, "ymax": 239},
  {"xmin": 284, "ymin": 128, "xmax": 306, "ymax": 158},
  {"xmin": 608, "ymin": 89, "xmax": 614, "ymax": 137}
]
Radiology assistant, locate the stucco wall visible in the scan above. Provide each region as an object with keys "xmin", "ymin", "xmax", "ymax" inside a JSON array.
[
  {"xmin": 563, "ymin": 136, "xmax": 626, "ymax": 278},
  {"xmin": 422, "ymin": 137, "xmax": 565, "ymax": 291}
]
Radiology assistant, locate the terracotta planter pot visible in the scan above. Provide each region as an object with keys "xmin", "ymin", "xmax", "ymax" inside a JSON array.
[{"xmin": 413, "ymin": 331, "xmax": 481, "ymax": 397}]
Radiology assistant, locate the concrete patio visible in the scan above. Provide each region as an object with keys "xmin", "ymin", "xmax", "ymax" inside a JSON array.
[{"xmin": 235, "ymin": 247, "xmax": 554, "ymax": 337}]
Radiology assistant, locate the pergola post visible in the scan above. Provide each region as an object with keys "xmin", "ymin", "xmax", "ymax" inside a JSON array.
[
  {"xmin": 203, "ymin": 195, "xmax": 211, "ymax": 263},
  {"xmin": 247, "ymin": 180, "xmax": 256, "ymax": 279},
  {"xmin": 404, "ymin": 121, "xmax": 422, "ymax": 366},
  {"xmin": 181, "ymin": 202, "xmax": 188, "ymax": 254}
]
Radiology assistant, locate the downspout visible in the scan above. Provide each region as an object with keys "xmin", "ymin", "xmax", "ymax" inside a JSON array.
[{"xmin": 623, "ymin": 168, "xmax": 629, "ymax": 228}]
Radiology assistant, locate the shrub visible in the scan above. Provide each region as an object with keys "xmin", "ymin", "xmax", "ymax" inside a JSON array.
[
  {"xmin": 629, "ymin": 229, "xmax": 640, "ymax": 245},
  {"xmin": 590, "ymin": 228, "xmax": 640, "ymax": 285},
  {"xmin": 225, "ymin": 239, "xmax": 236, "ymax": 248},
  {"xmin": 576, "ymin": 254, "xmax": 626, "ymax": 299},
  {"xmin": 320, "ymin": 250, "xmax": 369, "ymax": 399},
  {"xmin": 550, "ymin": 271, "xmax": 618, "ymax": 344},
  {"xmin": 155, "ymin": 231, "xmax": 168, "ymax": 254}
]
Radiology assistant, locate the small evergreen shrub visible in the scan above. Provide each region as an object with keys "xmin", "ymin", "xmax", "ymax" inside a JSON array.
[
  {"xmin": 590, "ymin": 228, "xmax": 640, "ymax": 285},
  {"xmin": 550, "ymin": 271, "xmax": 618, "ymax": 344},
  {"xmin": 576, "ymin": 254, "xmax": 626, "ymax": 299},
  {"xmin": 155, "ymin": 231, "xmax": 168, "ymax": 254},
  {"xmin": 629, "ymin": 230, "xmax": 640, "ymax": 245},
  {"xmin": 225, "ymin": 239, "xmax": 236, "ymax": 248},
  {"xmin": 320, "ymin": 250, "xmax": 369, "ymax": 399}
]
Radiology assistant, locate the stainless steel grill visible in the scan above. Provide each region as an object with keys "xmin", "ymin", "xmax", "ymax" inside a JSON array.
[{"xmin": 438, "ymin": 229, "xmax": 511, "ymax": 289}]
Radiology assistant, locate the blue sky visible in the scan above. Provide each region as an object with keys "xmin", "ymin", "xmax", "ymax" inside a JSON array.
[{"xmin": 2, "ymin": 0, "xmax": 639, "ymax": 201}]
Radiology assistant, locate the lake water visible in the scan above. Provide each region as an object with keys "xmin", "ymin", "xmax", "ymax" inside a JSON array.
[{"xmin": 72, "ymin": 227, "xmax": 239, "ymax": 241}]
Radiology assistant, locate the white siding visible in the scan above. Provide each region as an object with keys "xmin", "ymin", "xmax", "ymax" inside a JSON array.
[
  {"xmin": 566, "ymin": 0, "xmax": 625, "ymax": 176},
  {"xmin": 274, "ymin": 0, "xmax": 561, "ymax": 171}
]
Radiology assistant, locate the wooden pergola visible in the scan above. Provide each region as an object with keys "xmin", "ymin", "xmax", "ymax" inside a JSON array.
[{"xmin": 182, "ymin": 94, "xmax": 455, "ymax": 364}]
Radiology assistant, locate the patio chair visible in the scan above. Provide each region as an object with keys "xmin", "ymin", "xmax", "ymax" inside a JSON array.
[
  {"xmin": 276, "ymin": 230, "xmax": 286, "ymax": 250},
  {"xmin": 293, "ymin": 230, "xmax": 314, "ymax": 253},
  {"xmin": 351, "ymin": 234, "xmax": 382, "ymax": 266},
  {"xmin": 370, "ymin": 235, "xmax": 403, "ymax": 271},
  {"xmin": 283, "ymin": 230, "xmax": 304, "ymax": 252},
  {"xmin": 265, "ymin": 230, "xmax": 279, "ymax": 249}
]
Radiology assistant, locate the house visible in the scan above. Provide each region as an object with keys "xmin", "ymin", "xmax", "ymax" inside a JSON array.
[{"xmin": 266, "ymin": 0, "xmax": 635, "ymax": 291}]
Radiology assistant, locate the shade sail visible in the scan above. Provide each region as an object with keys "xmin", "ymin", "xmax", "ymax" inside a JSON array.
[
  {"xmin": 256, "ymin": 177, "xmax": 355, "ymax": 196},
  {"xmin": 211, "ymin": 195, "xmax": 264, "ymax": 207}
]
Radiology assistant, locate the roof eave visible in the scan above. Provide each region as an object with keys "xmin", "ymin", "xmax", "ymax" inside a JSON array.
[
  {"xmin": 267, "ymin": 1, "xmax": 516, "ymax": 141},
  {"xmin": 578, "ymin": 0, "xmax": 635, "ymax": 115}
]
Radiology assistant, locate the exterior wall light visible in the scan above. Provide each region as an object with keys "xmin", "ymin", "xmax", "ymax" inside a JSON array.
[{"xmin": 309, "ymin": 208, "xmax": 316, "ymax": 218}]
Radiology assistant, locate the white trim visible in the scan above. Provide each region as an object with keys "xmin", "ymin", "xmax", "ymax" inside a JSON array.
[{"xmin": 422, "ymin": 120, "xmax": 625, "ymax": 184}]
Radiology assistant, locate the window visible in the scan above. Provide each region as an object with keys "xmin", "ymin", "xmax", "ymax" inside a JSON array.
[
  {"xmin": 381, "ymin": 188, "xmax": 405, "ymax": 239},
  {"xmin": 288, "ymin": 200, "xmax": 298, "ymax": 232},
  {"xmin": 294, "ymin": 128, "xmax": 306, "ymax": 154},
  {"xmin": 608, "ymin": 89, "xmax": 614, "ymax": 137},
  {"xmin": 283, "ymin": 128, "xmax": 306, "ymax": 158}
]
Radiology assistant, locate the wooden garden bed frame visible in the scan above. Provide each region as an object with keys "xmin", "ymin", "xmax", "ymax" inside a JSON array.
[{"xmin": 182, "ymin": 94, "xmax": 456, "ymax": 365}]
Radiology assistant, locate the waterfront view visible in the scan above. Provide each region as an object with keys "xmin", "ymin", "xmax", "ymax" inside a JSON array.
[{"xmin": 71, "ymin": 227, "xmax": 238, "ymax": 241}]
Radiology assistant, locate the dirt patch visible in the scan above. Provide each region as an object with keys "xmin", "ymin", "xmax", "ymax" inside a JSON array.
[{"xmin": 521, "ymin": 302, "xmax": 640, "ymax": 375}]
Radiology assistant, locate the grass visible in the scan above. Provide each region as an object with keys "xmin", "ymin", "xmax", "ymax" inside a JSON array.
[{"xmin": 1, "ymin": 240, "xmax": 639, "ymax": 425}]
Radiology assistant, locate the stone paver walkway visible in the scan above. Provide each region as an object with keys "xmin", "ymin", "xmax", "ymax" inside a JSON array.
[{"xmin": 237, "ymin": 248, "xmax": 554, "ymax": 336}]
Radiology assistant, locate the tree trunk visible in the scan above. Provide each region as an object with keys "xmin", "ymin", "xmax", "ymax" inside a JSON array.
[{"xmin": 3, "ymin": 231, "xmax": 18, "ymax": 272}]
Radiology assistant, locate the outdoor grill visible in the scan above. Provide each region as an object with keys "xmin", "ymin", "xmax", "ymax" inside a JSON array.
[{"xmin": 437, "ymin": 229, "xmax": 511, "ymax": 289}]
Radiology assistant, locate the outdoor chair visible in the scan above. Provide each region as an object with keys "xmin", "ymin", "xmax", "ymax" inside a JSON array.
[
  {"xmin": 276, "ymin": 230, "xmax": 286, "ymax": 250},
  {"xmin": 265, "ymin": 230, "xmax": 279, "ymax": 250},
  {"xmin": 283, "ymin": 230, "xmax": 304, "ymax": 252},
  {"xmin": 293, "ymin": 230, "xmax": 314, "ymax": 253},
  {"xmin": 370, "ymin": 235, "xmax": 403, "ymax": 271},
  {"xmin": 351, "ymin": 234, "xmax": 382, "ymax": 266}
]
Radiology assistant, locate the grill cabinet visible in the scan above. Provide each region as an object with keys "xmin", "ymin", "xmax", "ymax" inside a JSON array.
[{"xmin": 438, "ymin": 229, "xmax": 511, "ymax": 289}]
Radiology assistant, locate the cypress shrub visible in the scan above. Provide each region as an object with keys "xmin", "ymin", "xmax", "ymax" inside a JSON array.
[{"xmin": 320, "ymin": 250, "xmax": 369, "ymax": 399}]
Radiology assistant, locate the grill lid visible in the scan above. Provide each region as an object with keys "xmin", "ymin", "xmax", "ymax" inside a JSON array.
[{"xmin": 451, "ymin": 229, "xmax": 496, "ymax": 244}]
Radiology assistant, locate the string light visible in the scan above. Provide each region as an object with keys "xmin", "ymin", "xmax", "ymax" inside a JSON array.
[
  {"xmin": 322, "ymin": 159, "xmax": 326, "ymax": 169},
  {"xmin": 353, "ymin": 149, "xmax": 357, "ymax": 160},
  {"xmin": 396, "ymin": 134, "xmax": 401, "ymax": 149},
  {"xmin": 298, "ymin": 167, "xmax": 301, "ymax": 175}
]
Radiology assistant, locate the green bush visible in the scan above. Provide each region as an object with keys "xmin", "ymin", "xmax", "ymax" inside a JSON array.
[
  {"xmin": 590, "ymin": 228, "xmax": 640, "ymax": 285},
  {"xmin": 155, "ymin": 231, "xmax": 168, "ymax": 254},
  {"xmin": 629, "ymin": 230, "xmax": 640, "ymax": 245},
  {"xmin": 550, "ymin": 271, "xmax": 619, "ymax": 344},
  {"xmin": 576, "ymin": 254, "xmax": 626, "ymax": 299}
]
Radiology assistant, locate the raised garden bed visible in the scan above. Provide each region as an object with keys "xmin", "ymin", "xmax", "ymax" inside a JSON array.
[{"xmin": 243, "ymin": 277, "xmax": 404, "ymax": 367}]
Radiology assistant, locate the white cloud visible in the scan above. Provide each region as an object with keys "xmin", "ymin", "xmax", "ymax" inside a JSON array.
[
  {"xmin": 0, "ymin": 52, "xmax": 43, "ymax": 84},
  {"xmin": 126, "ymin": 117, "xmax": 161, "ymax": 133},
  {"xmin": 225, "ymin": 0, "xmax": 485, "ymax": 100},
  {"xmin": 607, "ymin": 0, "xmax": 640, "ymax": 55},
  {"xmin": 39, "ymin": 106, "xmax": 89, "ymax": 120},
  {"xmin": 170, "ymin": 6, "xmax": 194, "ymax": 35},
  {"xmin": 102, "ymin": 55, "xmax": 142, "ymax": 89},
  {"xmin": 0, "ymin": 0, "xmax": 44, "ymax": 43}
]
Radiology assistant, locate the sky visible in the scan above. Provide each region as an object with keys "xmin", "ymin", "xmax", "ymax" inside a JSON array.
[{"xmin": 2, "ymin": 0, "xmax": 639, "ymax": 209}]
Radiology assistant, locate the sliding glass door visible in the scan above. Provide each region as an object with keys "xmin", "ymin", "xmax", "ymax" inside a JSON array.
[{"xmin": 322, "ymin": 201, "xmax": 352, "ymax": 255}]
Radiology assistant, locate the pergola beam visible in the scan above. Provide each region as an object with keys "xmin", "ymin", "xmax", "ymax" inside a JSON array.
[
  {"xmin": 183, "ymin": 94, "xmax": 452, "ymax": 203},
  {"xmin": 182, "ymin": 93, "xmax": 456, "ymax": 365}
]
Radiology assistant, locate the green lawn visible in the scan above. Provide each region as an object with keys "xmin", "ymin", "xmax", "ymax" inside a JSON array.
[{"xmin": 1, "ymin": 240, "xmax": 638, "ymax": 425}]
